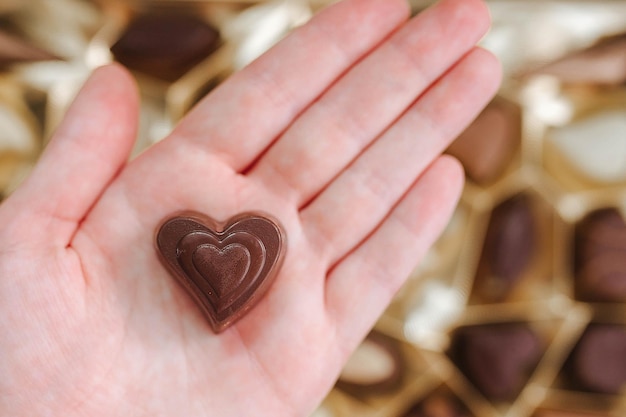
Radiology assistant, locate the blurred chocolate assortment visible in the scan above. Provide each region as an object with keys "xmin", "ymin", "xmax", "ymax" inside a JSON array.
[{"xmin": 1, "ymin": 1, "xmax": 626, "ymax": 416}]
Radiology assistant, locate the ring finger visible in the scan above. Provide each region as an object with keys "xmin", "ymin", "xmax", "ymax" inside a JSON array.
[
  {"xmin": 247, "ymin": 0, "xmax": 490, "ymax": 206},
  {"xmin": 300, "ymin": 47, "xmax": 501, "ymax": 264}
]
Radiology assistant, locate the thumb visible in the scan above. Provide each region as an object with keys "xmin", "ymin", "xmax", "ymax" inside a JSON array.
[{"xmin": 0, "ymin": 64, "xmax": 139, "ymax": 247}]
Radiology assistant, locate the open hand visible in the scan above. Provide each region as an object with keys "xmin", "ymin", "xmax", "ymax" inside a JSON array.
[{"xmin": 0, "ymin": 0, "xmax": 500, "ymax": 415}]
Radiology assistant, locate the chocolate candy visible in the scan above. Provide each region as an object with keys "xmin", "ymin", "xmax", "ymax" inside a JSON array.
[
  {"xmin": 111, "ymin": 13, "xmax": 220, "ymax": 82},
  {"xmin": 446, "ymin": 96, "xmax": 521, "ymax": 185},
  {"xmin": 473, "ymin": 194, "xmax": 536, "ymax": 302},
  {"xmin": 566, "ymin": 324, "xmax": 626, "ymax": 394},
  {"xmin": 574, "ymin": 208, "xmax": 626, "ymax": 302},
  {"xmin": 336, "ymin": 331, "xmax": 404, "ymax": 396},
  {"xmin": 0, "ymin": 30, "xmax": 57, "ymax": 67},
  {"xmin": 548, "ymin": 111, "xmax": 626, "ymax": 184},
  {"xmin": 529, "ymin": 32, "xmax": 626, "ymax": 86},
  {"xmin": 400, "ymin": 391, "xmax": 472, "ymax": 417},
  {"xmin": 449, "ymin": 323, "xmax": 542, "ymax": 402},
  {"xmin": 156, "ymin": 212, "xmax": 285, "ymax": 333}
]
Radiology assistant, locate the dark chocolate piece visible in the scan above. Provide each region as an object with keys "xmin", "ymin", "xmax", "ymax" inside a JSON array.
[
  {"xmin": 400, "ymin": 391, "xmax": 471, "ymax": 417},
  {"xmin": 156, "ymin": 212, "xmax": 285, "ymax": 333},
  {"xmin": 336, "ymin": 331, "xmax": 404, "ymax": 396},
  {"xmin": 473, "ymin": 194, "xmax": 536, "ymax": 302},
  {"xmin": 574, "ymin": 208, "xmax": 626, "ymax": 302},
  {"xmin": 449, "ymin": 323, "xmax": 542, "ymax": 402},
  {"xmin": 567, "ymin": 324, "xmax": 626, "ymax": 394},
  {"xmin": 529, "ymin": 32, "xmax": 626, "ymax": 86},
  {"xmin": 111, "ymin": 14, "xmax": 220, "ymax": 82},
  {"xmin": 446, "ymin": 96, "xmax": 521, "ymax": 185}
]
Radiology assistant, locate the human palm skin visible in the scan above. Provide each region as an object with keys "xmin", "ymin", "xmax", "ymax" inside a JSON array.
[{"xmin": 0, "ymin": 0, "xmax": 500, "ymax": 416}]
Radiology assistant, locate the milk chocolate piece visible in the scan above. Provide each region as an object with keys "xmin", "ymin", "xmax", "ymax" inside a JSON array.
[
  {"xmin": 111, "ymin": 14, "xmax": 220, "ymax": 82},
  {"xmin": 449, "ymin": 323, "xmax": 542, "ymax": 402},
  {"xmin": 156, "ymin": 212, "xmax": 285, "ymax": 333},
  {"xmin": 473, "ymin": 194, "xmax": 536, "ymax": 302},
  {"xmin": 566, "ymin": 324, "xmax": 626, "ymax": 394},
  {"xmin": 446, "ymin": 96, "xmax": 521, "ymax": 185},
  {"xmin": 400, "ymin": 391, "xmax": 471, "ymax": 417},
  {"xmin": 574, "ymin": 208, "xmax": 626, "ymax": 302},
  {"xmin": 530, "ymin": 33, "xmax": 626, "ymax": 86},
  {"xmin": 0, "ymin": 30, "xmax": 57, "ymax": 66},
  {"xmin": 336, "ymin": 331, "xmax": 403, "ymax": 395}
]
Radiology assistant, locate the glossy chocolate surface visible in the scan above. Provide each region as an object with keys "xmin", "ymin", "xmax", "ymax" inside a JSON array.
[
  {"xmin": 474, "ymin": 194, "xmax": 536, "ymax": 302},
  {"xmin": 574, "ymin": 208, "xmax": 626, "ymax": 302},
  {"xmin": 156, "ymin": 212, "xmax": 285, "ymax": 333},
  {"xmin": 566, "ymin": 324, "xmax": 626, "ymax": 394},
  {"xmin": 449, "ymin": 323, "xmax": 542, "ymax": 402},
  {"xmin": 446, "ymin": 96, "xmax": 521, "ymax": 185},
  {"xmin": 111, "ymin": 14, "xmax": 220, "ymax": 81}
]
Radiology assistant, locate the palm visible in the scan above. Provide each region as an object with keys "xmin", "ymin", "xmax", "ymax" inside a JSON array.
[
  {"xmin": 0, "ymin": 0, "xmax": 500, "ymax": 416},
  {"xmin": 72, "ymin": 152, "xmax": 333, "ymax": 416}
]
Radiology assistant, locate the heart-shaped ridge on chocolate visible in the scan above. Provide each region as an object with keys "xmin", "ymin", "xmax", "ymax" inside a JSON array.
[
  {"xmin": 192, "ymin": 243, "xmax": 252, "ymax": 299},
  {"xmin": 156, "ymin": 212, "xmax": 286, "ymax": 333}
]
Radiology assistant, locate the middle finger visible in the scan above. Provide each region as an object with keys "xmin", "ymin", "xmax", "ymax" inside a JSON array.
[{"xmin": 248, "ymin": 0, "xmax": 490, "ymax": 206}]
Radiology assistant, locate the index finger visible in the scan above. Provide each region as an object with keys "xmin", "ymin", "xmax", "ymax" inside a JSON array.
[{"xmin": 170, "ymin": 0, "xmax": 410, "ymax": 172}]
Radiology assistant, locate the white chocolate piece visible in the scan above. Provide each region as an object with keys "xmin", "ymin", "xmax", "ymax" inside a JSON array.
[
  {"xmin": 548, "ymin": 110, "xmax": 626, "ymax": 183},
  {"xmin": 340, "ymin": 339, "xmax": 396, "ymax": 385}
]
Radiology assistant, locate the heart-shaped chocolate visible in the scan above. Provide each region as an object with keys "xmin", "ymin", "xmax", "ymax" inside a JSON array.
[{"xmin": 156, "ymin": 212, "xmax": 286, "ymax": 333}]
